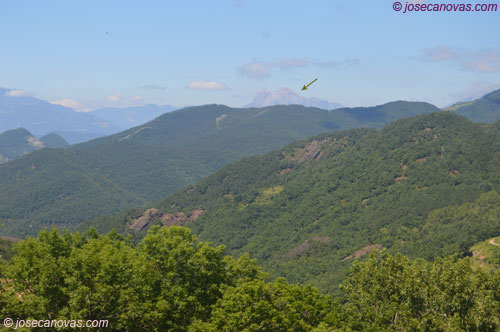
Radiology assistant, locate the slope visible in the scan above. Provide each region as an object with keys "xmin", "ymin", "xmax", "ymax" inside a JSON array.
[
  {"xmin": 85, "ymin": 112, "xmax": 500, "ymax": 294},
  {"xmin": 0, "ymin": 128, "xmax": 68, "ymax": 163},
  {"xmin": 39, "ymin": 133, "xmax": 69, "ymax": 148},
  {"xmin": 446, "ymin": 88, "xmax": 500, "ymax": 123},
  {"xmin": 0, "ymin": 102, "xmax": 440, "ymax": 236}
]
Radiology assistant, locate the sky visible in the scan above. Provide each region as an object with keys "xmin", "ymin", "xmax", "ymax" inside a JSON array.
[{"xmin": 1, "ymin": 0, "xmax": 499, "ymax": 110}]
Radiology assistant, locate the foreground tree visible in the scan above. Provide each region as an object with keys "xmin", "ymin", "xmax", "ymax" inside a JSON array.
[
  {"xmin": 3, "ymin": 227, "xmax": 500, "ymax": 331},
  {"xmin": 189, "ymin": 278, "xmax": 341, "ymax": 332},
  {"xmin": 341, "ymin": 251, "xmax": 500, "ymax": 331}
]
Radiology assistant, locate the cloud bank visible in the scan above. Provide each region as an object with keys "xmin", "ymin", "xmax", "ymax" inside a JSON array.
[
  {"xmin": 141, "ymin": 84, "xmax": 166, "ymax": 91},
  {"xmin": 186, "ymin": 81, "xmax": 229, "ymax": 90},
  {"xmin": 50, "ymin": 99, "xmax": 91, "ymax": 112},
  {"xmin": 238, "ymin": 57, "xmax": 360, "ymax": 79},
  {"xmin": 4, "ymin": 89, "xmax": 33, "ymax": 97},
  {"xmin": 422, "ymin": 46, "xmax": 500, "ymax": 73}
]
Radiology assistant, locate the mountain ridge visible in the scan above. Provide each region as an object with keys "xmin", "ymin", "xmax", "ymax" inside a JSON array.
[
  {"xmin": 445, "ymin": 88, "xmax": 500, "ymax": 123},
  {"xmin": 81, "ymin": 112, "xmax": 500, "ymax": 293},
  {"xmin": 0, "ymin": 128, "xmax": 68, "ymax": 163},
  {"xmin": 0, "ymin": 101, "xmax": 440, "ymax": 236}
]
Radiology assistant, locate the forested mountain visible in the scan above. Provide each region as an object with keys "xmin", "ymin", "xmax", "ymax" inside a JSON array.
[
  {"xmin": 0, "ymin": 102, "xmax": 440, "ymax": 236},
  {"xmin": 39, "ymin": 133, "xmax": 70, "ymax": 148},
  {"xmin": 85, "ymin": 112, "xmax": 500, "ymax": 294},
  {"xmin": 446, "ymin": 88, "xmax": 500, "ymax": 123},
  {"xmin": 0, "ymin": 128, "xmax": 68, "ymax": 163}
]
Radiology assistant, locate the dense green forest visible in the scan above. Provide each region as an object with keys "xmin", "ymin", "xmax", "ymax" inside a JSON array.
[
  {"xmin": 84, "ymin": 112, "xmax": 500, "ymax": 294},
  {"xmin": 1, "ymin": 227, "xmax": 500, "ymax": 331},
  {"xmin": 0, "ymin": 102, "xmax": 441, "ymax": 236},
  {"xmin": 0, "ymin": 128, "xmax": 68, "ymax": 164}
]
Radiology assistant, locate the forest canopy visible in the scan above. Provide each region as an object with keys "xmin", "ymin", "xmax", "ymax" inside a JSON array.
[{"xmin": 2, "ymin": 227, "xmax": 500, "ymax": 331}]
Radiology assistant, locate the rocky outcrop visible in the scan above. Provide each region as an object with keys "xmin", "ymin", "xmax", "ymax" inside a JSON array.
[
  {"xmin": 128, "ymin": 208, "xmax": 204, "ymax": 231},
  {"xmin": 161, "ymin": 209, "xmax": 204, "ymax": 227},
  {"xmin": 287, "ymin": 137, "xmax": 347, "ymax": 163},
  {"xmin": 128, "ymin": 208, "xmax": 163, "ymax": 231}
]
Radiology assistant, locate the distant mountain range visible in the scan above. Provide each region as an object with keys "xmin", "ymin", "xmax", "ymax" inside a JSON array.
[
  {"xmin": 0, "ymin": 88, "xmax": 178, "ymax": 144},
  {"xmin": 0, "ymin": 101, "xmax": 440, "ymax": 236},
  {"xmin": 0, "ymin": 128, "xmax": 68, "ymax": 163},
  {"xmin": 0, "ymin": 88, "xmax": 119, "ymax": 144},
  {"xmin": 245, "ymin": 88, "xmax": 343, "ymax": 109}
]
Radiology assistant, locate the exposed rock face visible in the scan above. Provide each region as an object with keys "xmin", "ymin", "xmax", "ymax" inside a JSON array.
[
  {"xmin": 294, "ymin": 140, "xmax": 325, "ymax": 162},
  {"xmin": 287, "ymin": 137, "xmax": 348, "ymax": 163},
  {"xmin": 128, "ymin": 208, "xmax": 204, "ymax": 231},
  {"xmin": 161, "ymin": 209, "xmax": 204, "ymax": 227},
  {"xmin": 128, "ymin": 208, "xmax": 163, "ymax": 231}
]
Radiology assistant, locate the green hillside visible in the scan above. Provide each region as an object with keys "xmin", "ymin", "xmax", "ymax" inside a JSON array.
[
  {"xmin": 40, "ymin": 132, "xmax": 69, "ymax": 148},
  {"xmin": 0, "ymin": 128, "xmax": 68, "ymax": 163},
  {"xmin": 0, "ymin": 102, "xmax": 440, "ymax": 236},
  {"xmin": 84, "ymin": 112, "xmax": 500, "ymax": 293},
  {"xmin": 447, "ymin": 88, "xmax": 500, "ymax": 123},
  {"xmin": 470, "ymin": 235, "xmax": 500, "ymax": 271}
]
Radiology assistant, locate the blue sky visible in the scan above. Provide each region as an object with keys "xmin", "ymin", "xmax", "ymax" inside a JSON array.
[{"xmin": 1, "ymin": 0, "xmax": 499, "ymax": 110}]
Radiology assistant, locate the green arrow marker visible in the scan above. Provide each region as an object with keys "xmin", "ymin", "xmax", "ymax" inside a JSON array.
[{"xmin": 301, "ymin": 78, "xmax": 318, "ymax": 91}]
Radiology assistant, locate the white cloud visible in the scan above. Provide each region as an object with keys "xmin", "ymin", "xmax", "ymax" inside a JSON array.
[
  {"xmin": 274, "ymin": 58, "xmax": 309, "ymax": 70},
  {"xmin": 313, "ymin": 58, "xmax": 361, "ymax": 68},
  {"xmin": 132, "ymin": 95, "xmax": 143, "ymax": 102},
  {"xmin": 461, "ymin": 50, "xmax": 500, "ymax": 73},
  {"xmin": 422, "ymin": 45, "xmax": 456, "ymax": 62},
  {"xmin": 422, "ymin": 46, "xmax": 500, "ymax": 72},
  {"xmin": 238, "ymin": 57, "xmax": 360, "ymax": 79},
  {"xmin": 4, "ymin": 89, "xmax": 33, "ymax": 97},
  {"xmin": 141, "ymin": 84, "xmax": 165, "ymax": 91},
  {"xmin": 237, "ymin": 60, "xmax": 272, "ymax": 79},
  {"xmin": 238, "ymin": 58, "xmax": 308, "ymax": 79},
  {"xmin": 107, "ymin": 92, "xmax": 122, "ymax": 102},
  {"xmin": 186, "ymin": 81, "xmax": 229, "ymax": 90},
  {"xmin": 313, "ymin": 60, "xmax": 339, "ymax": 68},
  {"xmin": 50, "ymin": 98, "xmax": 91, "ymax": 112}
]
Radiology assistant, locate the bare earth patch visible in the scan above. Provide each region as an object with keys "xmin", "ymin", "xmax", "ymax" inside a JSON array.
[
  {"xmin": 343, "ymin": 244, "xmax": 382, "ymax": 261},
  {"xmin": 395, "ymin": 176, "xmax": 408, "ymax": 184}
]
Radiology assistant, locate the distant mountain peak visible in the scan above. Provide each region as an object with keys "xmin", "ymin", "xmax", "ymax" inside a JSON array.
[{"xmin": 244, "ymin": 88, "xmax": 342, "ymax": 110}]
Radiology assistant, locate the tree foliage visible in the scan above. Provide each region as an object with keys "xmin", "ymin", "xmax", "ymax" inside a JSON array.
[{"xmin": 2, "ymin": 228, "xmax": 500, "ymax": 331}]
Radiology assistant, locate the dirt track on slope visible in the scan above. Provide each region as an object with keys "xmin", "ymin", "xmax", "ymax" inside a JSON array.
[{"xmin": 489, "ymin": 238, "xmax": 500, "ymax": 247}]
